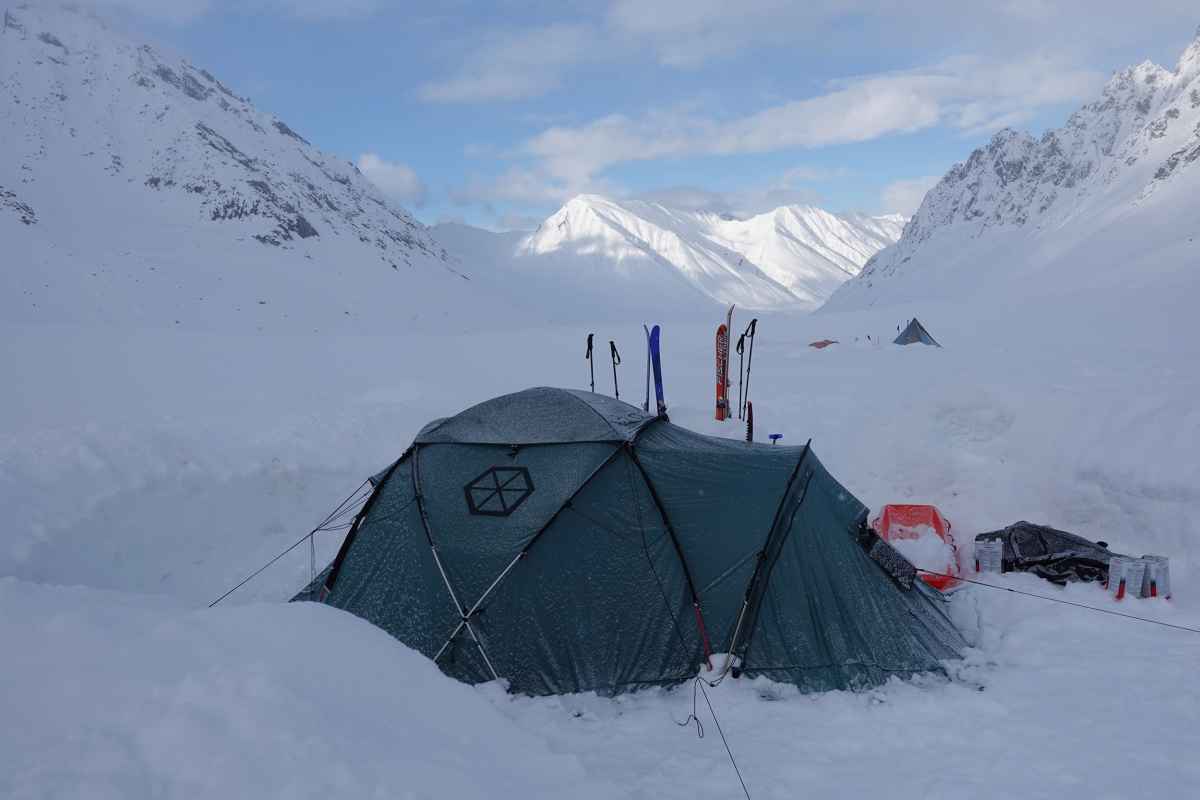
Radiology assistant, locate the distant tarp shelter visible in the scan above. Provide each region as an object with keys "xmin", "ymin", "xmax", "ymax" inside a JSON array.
[
  {"xmin": 296, "ymin": 387, "xmax": 963, "ymax": 696},
  {"xmin": 894, "ymin": 318, "xmax": 941, "ymax": 347}
]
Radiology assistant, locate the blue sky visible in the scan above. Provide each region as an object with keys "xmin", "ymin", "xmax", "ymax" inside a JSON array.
[{"xmin": 92, "ymin": 0, "xmax": 1199, "ymax": 229}]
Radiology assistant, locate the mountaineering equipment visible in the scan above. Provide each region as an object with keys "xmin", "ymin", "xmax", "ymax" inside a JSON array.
[
  {"xmin": 738, "ymin": 318, "xmax": 757, "ymax": 420},
  {"xmin": 296, "ymin": 387, "xmax": 965, "ymax": 697},
  {"xmin": 769, "ymin": 434, "xmax": 782, "ymax": 445},
  {"xmin": 976, "ymin": 522, "xmax": 1124, "ymax": 587},
  {"xmin": 735, "ymin": 331, "xmax": 746, "ymax": 419},
  {"xmin": 609, "ymin": 340, "xmax": 621, "ymax": 400},
  {"xmin": 744, "ymin": 401, "xmax": 754, "ymax": 443},
  {"xmin": 719, "ymin": 305, "xmax": 735, "ymax": 420},
  {"xmin": 872, "ymin": 504, "xmax": 961, "ymax": 592},
  {"xmin": 715, "ymin": 322, "xmax": 730, "ymax": 421},
  {"xmin": 642, "ymin": 325, "xmax": 652, "ymax": 413},
  {"xmin": 894, "ymin": 318, "xmax": 941, "ymax": 347},
  {"xmin": 585, "ymin": 333, "xmax": 595, "ymax": 391},
  {"xmin": 650, "ymin": 325, "xmax": 667, "ymax": 417}
]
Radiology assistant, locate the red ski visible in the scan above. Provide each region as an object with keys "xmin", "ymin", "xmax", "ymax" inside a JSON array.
[{"xmin": 715, "ymin": 323, "xmax": 730, "ymax": 420}]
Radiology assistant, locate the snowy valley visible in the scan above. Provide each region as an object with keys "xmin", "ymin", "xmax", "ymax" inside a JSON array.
[{"xmin": 4, "ymin": 5, "xmax": 1200, "ymax": 800}]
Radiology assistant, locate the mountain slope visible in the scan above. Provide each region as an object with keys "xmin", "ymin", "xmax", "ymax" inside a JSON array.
[
  {"xmin": 2, "ymin": 4, "xmax": 478, "ymax": 333},
  {"xmin": 476, "ymin": 194, "xmax": 902, "ymax": 312},
  {"xmin": 825, "ymin": 29, "xmax": 1200, "ymax": 311}
]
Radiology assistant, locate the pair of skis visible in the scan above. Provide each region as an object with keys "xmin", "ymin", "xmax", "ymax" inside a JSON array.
[
  {"xmin": 716, "ymin": 305, "xmax": 757, "ymax": 441},
  {"xmin": 643, "ymin": 324, "xmax": 667, "ymax": 417},
  {"xmin": 715, "ymin": 305, "xmax": 734, "ymax": 421}
]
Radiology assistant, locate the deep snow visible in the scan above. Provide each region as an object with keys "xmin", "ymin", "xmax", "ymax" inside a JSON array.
[{"xmin": 5, "ymin": 288, "xmax": 1200, "ymax": 798}]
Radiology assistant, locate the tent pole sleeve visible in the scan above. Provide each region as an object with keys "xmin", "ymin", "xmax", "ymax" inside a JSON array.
[
  {"xmin": 320, "ymin": 451, "xmax": 409, "ymax": 598},
  {"xmin": 734, "ymin": 470, "xmax": 816, "ymax": 670},
  {"xmin": 429, "ymin": 444, "xmax": 626, "ymax": 669},
  {"xmin": 721, "ymin": 439, "xmax": 811, "ymax": 661},
  {"xmin": 625, "ymin": 444, "xmax": 714, "ymax": 669},
  {"xmin": 412, "ymin": 445, "xmax": 502, "ymax": 682}
]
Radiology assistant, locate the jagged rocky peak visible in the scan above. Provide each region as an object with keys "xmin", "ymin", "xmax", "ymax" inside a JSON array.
[
  {"xmin": 903, "ymin": 31, "xmax": 1200, "ymax": 239},
  {"xmin": 1, "ymin": 2, "xmax": 449, "ymax": 271},
  {"xmin": 826, "ymin": 31, "xmax": 1200, "ymax": 311}
]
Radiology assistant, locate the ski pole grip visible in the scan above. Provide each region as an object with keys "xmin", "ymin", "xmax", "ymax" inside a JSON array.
[
  {"xmin": 746, "ymin": 318, "xmax": 757, "ymax": 337},
  {"xmin": 586, "ymin": 333, "xmax": 594, "ymax": 358},
  {"xmin": 609, "ymin": 340, "xmax": 620, "ymax": 365}
]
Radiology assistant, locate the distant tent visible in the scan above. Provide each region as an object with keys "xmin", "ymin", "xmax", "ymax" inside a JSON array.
[
  {"xmin": 296, "ymin": 387, "xmax": 964, "ymax": 696},
  {"xmin": 809, "ymin": 339, "xmax": 839, "ymax": 349},
  {"xmin": 894, "ymin": 318, "xmax": 941, "ymax": 347}
]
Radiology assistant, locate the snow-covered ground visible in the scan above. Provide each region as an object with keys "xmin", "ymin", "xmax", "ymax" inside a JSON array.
[{"xmin": 5, "ymin": 283, "xmax": 1199, "ymax": 798}]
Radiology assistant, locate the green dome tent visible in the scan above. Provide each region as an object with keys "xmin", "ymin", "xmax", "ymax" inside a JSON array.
[{"xmin": 297, "ymin": 387, "xmax": 963, "ymax": 696}]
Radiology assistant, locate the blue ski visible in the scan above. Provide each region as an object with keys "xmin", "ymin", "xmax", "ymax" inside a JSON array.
[
  {"xmin": 649, "ymin": 325, "xmax": 667, "ymax": 418},
  {"xmin": 642, "ymin": 324, "xmax": 652, "ymax": 412}
]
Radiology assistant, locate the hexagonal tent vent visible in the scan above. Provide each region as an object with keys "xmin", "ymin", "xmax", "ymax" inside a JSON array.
[{"xmin": 463, "ymin": 466, "xmax": 535, "ymax": 516}]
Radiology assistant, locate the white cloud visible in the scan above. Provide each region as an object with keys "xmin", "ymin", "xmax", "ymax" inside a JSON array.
[
  {"xmin": 356, "ymin": 153, "xmax": 427, "ymax": 207},
  {"xmin": 418, "ymin": 23, "xmax": 607, "ymax": 103},
  {"xmin": 517, "ymin": 53, "xmax": 1102, "ymax": 189},
  {"xmin": 880, "ymin": 176, "xmax": 940, "ymax": 216}
]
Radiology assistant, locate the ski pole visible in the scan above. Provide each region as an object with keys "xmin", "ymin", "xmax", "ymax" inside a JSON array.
[
  {"xmin": 609, "ymin": 340, "xmax": 621, "ymax": 400},
  {"xmin": 585, "ymin": 333, "xmax": 594, "ymax": 392},
  {"xmin": 642, "ymin": 325, "xmax": 651, "ymax": 412},
  {"xmin": 735, "ymin": 331, "xmax": 746, "ymax": 420},
  {"xmin": 741, "ymin": 319, "xmax": 757, "ymax": 419}
]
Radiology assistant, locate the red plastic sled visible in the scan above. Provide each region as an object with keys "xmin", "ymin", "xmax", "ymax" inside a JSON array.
[{"xmin": 871, "ymin": 504, "xmax": 962, "ymax": 592}]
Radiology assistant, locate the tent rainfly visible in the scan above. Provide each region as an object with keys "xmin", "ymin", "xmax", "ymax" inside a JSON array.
[
  {"xmin": 296, "ymin": 387, "xmax": 964, "ymax": 696},
  {"xmin": 894, "ymin": 318, "xmax": 941, "ymax": 347}
]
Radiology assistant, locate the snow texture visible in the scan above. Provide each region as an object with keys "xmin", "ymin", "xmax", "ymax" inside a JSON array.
[
  {"xmin": 4, "ymin": 6, "xmax": 1200, "ymax": 800},
  {"xmin": 887, "ymin": 524, "xmax": 957, "ymax": 573}
]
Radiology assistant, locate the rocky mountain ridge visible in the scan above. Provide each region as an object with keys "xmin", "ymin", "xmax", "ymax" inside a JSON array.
[{"xmin": 827, "ymin": 27, "xmax": 1200, "ymax": 310}]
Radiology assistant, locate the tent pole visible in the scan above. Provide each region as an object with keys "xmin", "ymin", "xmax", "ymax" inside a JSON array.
[
  {"xmin": 320, "ymin": 452, "xmax": 409, "ymax": 599},
  {"xmin": 721, "ymin": 439, "xmax": 811, "ymax": 664},
  {"xmin": 733, "ymin": 470, "xmax": 816, "ymax": 672},
  {"xmin": 412, "ymin": 445, "xmax": 502, "ymax": 682},
  {"xmin": 433, "ymin": 549, "xmax": 525, "ymax": 662},
  {"xmin": 429, "ymin": 445, "xmax": 627, "ymax": 668},
  {"xmin": 625, "ymin": 444, "xmax": 715, "ymax": 670}
]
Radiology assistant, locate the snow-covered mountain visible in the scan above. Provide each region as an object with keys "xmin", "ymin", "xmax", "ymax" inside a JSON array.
[
  {"xmin": 826, "ymin": 28, "xmax": 1200, "ymax": 311},
  {"xmin": 438, "ymin": 194, "xmax": 903, "ymax": 313},
  {"xmin": 2, "ymin": 3, "xmax": 476, "ymax": 333}
]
